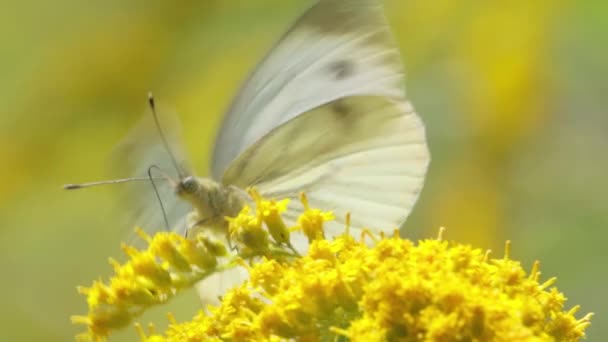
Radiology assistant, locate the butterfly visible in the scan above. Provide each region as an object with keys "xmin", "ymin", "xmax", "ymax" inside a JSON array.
[{"xmin": 67, "ymin": 0, "xmax": 430, "ymax": 301}]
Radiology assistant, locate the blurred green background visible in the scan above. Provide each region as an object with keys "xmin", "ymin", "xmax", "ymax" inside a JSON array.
[{"xmin": 1, "ymin": 0, "xmax": 606, "ymax": 340}]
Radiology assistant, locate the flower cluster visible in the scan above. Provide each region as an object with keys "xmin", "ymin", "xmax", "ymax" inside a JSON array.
[
  {"xmin": 74, "ymin": 193, "xmax": 592, "ymax": 341},
  {"xmin": 225, "ymin": 189, "xmax": 295, "ymax": 257},
  {"xmin": 71, "ymin": 229, "xmax": 229, "ymax": 340}
]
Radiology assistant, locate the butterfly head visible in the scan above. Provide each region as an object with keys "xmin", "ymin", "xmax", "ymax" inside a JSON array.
[{"xmin": 176, "ymin": 176, "xmax": 201, "ymax": 197}]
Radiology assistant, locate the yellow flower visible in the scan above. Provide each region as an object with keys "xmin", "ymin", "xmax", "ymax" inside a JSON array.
[
  {"xmin": 71, "ymin": 228, "xmax": 230, "ymax": 341},
  {"xmin": 74, "ymin": 194, "xmax": 592, "ymax": 341},
  {"xmin": 145, "ymin": 238, "xmax": 590, "ymax": 341},
  {"xmin": 296, "ymin": 192, "xmax": 335, "ymax": 242},
  {"xmin": 249, "ymin": 188, "xmax": 291, "ymax": 246},
  {"xmin": 226, "ymin": 205, "xmax": 270, "ymax": 256}
]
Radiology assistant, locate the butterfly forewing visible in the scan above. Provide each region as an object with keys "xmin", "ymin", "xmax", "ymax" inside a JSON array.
[{"xmin": 211, "ymin": 0, "xmax": 405, "ymax": 180}]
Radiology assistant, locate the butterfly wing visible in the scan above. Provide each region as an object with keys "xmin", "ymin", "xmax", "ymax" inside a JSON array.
[
  {"xmin": 110, "ymin": 107, "xmax": 191, "ymax": 237},
  {"xmin": 211, "ymin": 0, "xmax": 406, "ymax": 180},
  {"xmin": 197, "ymin": 0, "xmax": 428, "ymax": 303},
  {"xmin": 222, "ymin": 96, "xmax": 429, "ymax": 236}
]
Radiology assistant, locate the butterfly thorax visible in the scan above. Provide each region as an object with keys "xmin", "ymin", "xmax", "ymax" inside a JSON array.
[{"xmin": 175, "ymin": 176, "xmax": 248, "ymax": 236}]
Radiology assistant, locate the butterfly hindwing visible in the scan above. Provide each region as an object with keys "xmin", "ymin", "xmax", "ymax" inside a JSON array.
[
  {"xmin": 110, "ymin": 106, "xmax": 191, "ymax": 237},
  {"xmin": 222, "ymin": 96, "xmax": 429, "ymax": 236}
]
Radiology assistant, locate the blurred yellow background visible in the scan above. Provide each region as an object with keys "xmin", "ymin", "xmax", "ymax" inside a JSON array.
[{"xmin": 1, "ymin": 0, "xmax": 606, "ymax": 340}]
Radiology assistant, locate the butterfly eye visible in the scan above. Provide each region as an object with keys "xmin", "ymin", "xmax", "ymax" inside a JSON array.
[{"xmin": 179, "ymin": 176, "xmax": 199, "ymax": 194}]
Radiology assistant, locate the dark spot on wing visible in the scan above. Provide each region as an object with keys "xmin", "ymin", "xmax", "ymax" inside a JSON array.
[
  {"xmin": 331, "ymin": 99, "xmax": 352, "ymax": 120},
  {"xmin": 327, "ymin": 60, "xmax": 355, "ymax": 80}
]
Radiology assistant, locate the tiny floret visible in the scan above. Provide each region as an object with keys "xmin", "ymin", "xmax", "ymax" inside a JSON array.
[
  {"xmin": 296, "ymin": 192, "xmax": 335, "ymax": 242},
  {"xmin": 249, "ymin": 187, "xmax": 291, "ymax": 245},
  {"xmin": 226, "ymin": 205, "xmax": 269, "ymax": 256}
]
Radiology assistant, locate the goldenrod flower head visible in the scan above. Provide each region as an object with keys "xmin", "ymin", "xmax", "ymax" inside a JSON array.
[
  {"xmin": 135, "ymin": 232, "xmax": 592, "ymax": 342},
  {"xmin": 74, "ymin": 193, "xmax": 592, "ymax": 341},
  {"xmin": 72, "ymin": 228, "xmax": 227, "ymax": 341}
]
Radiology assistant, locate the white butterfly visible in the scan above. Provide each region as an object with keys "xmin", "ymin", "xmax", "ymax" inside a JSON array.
[{"xmin": 68, "ymin": 0, "xmax": 430, "ymax": 302}]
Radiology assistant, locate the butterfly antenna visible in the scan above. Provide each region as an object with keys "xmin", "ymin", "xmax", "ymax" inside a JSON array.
[
  {"xmin": 148, "ymin": 165, "xmax": 171, "ymax": 230},
  {"xmin": 148, "ymin": 92, "xmax": 185, "ymax": 179},
  {"xmin": 64, "ymin": 177, "xmax": 167, "ymax": 190}
]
